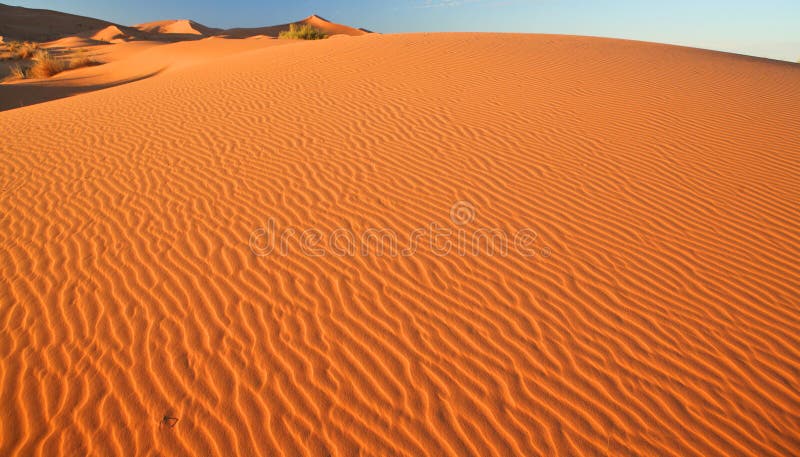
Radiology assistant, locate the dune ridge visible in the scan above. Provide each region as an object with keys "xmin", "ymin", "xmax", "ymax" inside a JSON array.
[
  {"xmin": 1, "ymin": 33, "xmax": 799, "ymax": 456},
  {"xmin": 134, "ymin": 19, "xmax": 220, "ymax": 36},
  {"xmin": 0, "ymin": 3, "xmax": 368, "ymax": 43},
  {"xmin": 91, "ymin": 25, "xmax": 131, "ymax": 43},
  {"xmin": 0, "ymin": 2, "xmax": 135, "ymax": 42},
  {"xmin": 218, "ymin": 15, "xmax": 367, "ymax": 39}
]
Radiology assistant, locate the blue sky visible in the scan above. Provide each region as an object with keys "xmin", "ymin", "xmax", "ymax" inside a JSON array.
[{"xmin": 11, "ymin": 0, "xmax": 800, "ymax": 61}]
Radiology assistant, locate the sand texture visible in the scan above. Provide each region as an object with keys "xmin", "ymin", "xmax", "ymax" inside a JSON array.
[{"xmin": 1, "ymin": 32, "xmax": 799, "ymax": 456}]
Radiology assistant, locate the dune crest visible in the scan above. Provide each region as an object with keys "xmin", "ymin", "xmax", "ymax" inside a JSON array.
[
  {"xmin": 91, "ymin": 25, "xmax": 131, "ymax": 42},
  {"xmin": 0, "ymin": 2, "xmax": 124, "ymax": 42},
  {"xmin": 220, "ymin": 14, "xmax": 368, "ymax": 38},
  {"xmin": 134, "ymin": 19, "xmax": 219, "ymax": 36}
]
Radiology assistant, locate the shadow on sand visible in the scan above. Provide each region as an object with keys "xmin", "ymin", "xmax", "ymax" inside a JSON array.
[{"xmin": 0, "ymin": 69, "xmax": 163, "ymax": 112}]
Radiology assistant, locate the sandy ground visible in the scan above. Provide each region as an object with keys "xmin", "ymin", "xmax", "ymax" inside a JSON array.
[
  {"xmin": 0, "ymin": 38, "xmax": 294, "ymax": 110},
  {"xmin": 1, "ymin": 31, "xmax": 799, "ymax": 456}
]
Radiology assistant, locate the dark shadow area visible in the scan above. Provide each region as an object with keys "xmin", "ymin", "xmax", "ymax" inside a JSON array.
[{"xmin": 0, "ymin": 69, "xmax": 163, "ymax": 112}]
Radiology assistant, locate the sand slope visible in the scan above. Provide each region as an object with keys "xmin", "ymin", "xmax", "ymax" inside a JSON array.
[
  {"xmin": 134, "ymin": 19, "xmax": 221, "ymax": 36},
  {"xmin": 0, "ymin": 3, "xmax": 142, "ymax": 42},
  {"xmin": 1, "ymin": 33, "xmax": 799, "ymax": 456},
  {"xmin": 0, "ymin": 39, "xmax": 293, "ymax": 111}
]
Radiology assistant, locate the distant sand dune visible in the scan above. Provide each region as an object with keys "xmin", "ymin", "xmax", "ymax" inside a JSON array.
[
  {"xmin": 221, "ymin": 15, "xmax": 368, "ymax": 39},
  {"xmin": 91, "ymin": 25, "xmax": 131, "ymax": 42},
  {"xmin": 0, "ymin": 3, "xmax": 132, "ymax": 42},
  {"xmin": 0, "ymin": 3, "xmax": 368, "ymax": 43},
  {"xmin": 1, "ymin": 33, "xmax": 799, "ymax": 456},
  {"xmin": 134, "ymin": 19, "xmax": 220, "ymax": 36}
]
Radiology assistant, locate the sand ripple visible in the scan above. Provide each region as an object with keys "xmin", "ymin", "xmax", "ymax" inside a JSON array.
[{"xmin": 1, "ymin": 34, "xmax": 799, "ymax": 456}]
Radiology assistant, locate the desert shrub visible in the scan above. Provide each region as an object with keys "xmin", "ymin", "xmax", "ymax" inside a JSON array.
[
  {"xmin": 28, "ymin": 49, "xmax": 67, "ymax": 78},
  {"xmin": 6, "ymin": 40, "xmax": 21, "ymax": 54},
  {"xmin": 7, "ymin": 64, "xmax": 28, "ymax": 80},
  {"xmin": 2, "ymin": 41, "xmax": 40, "ymax": 60},
  {"xmin": 70, "ymin": 55, "xmax": 101, "ymax": 70},
  {"xmin": 4, "ymin": 47, "xmax": 101, "ymax": 80},
  {"xmin": 12, "ymin": 41, "xmax": 40, "ymax": 60},
  {"xmin": 279, "ymin": 23, "xmax": 327, "ymax": 40}
]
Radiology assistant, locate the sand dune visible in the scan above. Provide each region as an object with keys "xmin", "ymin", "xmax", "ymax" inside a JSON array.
[
  {"xmin": 0, "ymin": 3, "xmax": 138, "ymax": 41},
  {"xmin": 0, "ymin": 5, "xmax": 369, "ymax": 109},
  {"xmin": 212, "ymin": 15, "xmax": 368, "ymax": 39},
  {"xmin": 132, "ymin": 15, "xmax": 367, "ymax": 39},
  {"xmin": 1, "ymin": 29, "xmax": 799, "ymax": 457},
  {"xmin": 0, "ymin": 4, "xmax": 367, "ymax": 44},
  {"xmin": 0, "ymin": 3, "xmax": 132, "ymax": 42},
  {"xmin": 0, "ymin": 38, "xmax": 292, "ymax": 111},
  {"xmin": 91, "ymin": 25, "xmax": 132, "ymax": 43},
  {"xmin": 134, "ymin": 19, "xmax": 220, "ymax": 36}
]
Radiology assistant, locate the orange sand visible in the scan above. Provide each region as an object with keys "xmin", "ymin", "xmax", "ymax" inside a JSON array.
[{"xmin": 1, "ymin": 26, "xmax": 799, "ymax": 457}]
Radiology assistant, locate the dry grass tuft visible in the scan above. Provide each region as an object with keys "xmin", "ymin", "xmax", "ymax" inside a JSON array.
[
  {"xmin": 28, "ymin": 49, "xmax": 67, "ymax": 78},
  {"xmin": 2, "ymin": 41, "xmax": 41, "ymax": 61},
  {"xmin": 3, "ymin": 48, "xmax": 103, "ymax": 81},
  {"xmin": 70, "ymin": 55, "xmax": 101, "ymax": 70},
  {"xmin": 7, "ymin": 64, "xmax": 27, "ymax": 81},
  {"xmin": 279, "ymin": 23, "xmax": 327, "ymax": 40},
  {"xmin": 10, "ymin": 41, "xmax": 40, "ymax": 60}
]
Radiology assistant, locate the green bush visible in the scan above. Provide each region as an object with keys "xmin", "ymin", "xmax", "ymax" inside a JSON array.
[{"xmin": 279, "ymin": 23, "xmax": 327, "ymax": 40}]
